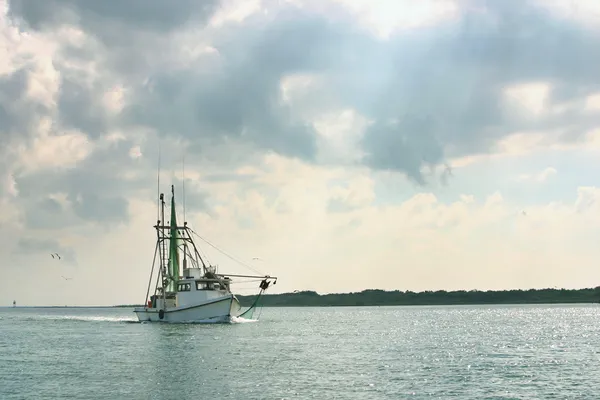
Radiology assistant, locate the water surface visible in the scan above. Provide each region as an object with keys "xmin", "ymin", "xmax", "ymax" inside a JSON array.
[{"xmin": 1, "ymin": 304, "xmax": 599, "ymax": 399}]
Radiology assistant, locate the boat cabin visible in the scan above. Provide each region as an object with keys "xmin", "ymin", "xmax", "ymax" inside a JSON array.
[
  {"xmin": 147, "ymin": 268, "xmax": 233, "ymax": 309},
  {"xmin": 169, "ymin": 268, "xmax": 232, "ymax": 307}
]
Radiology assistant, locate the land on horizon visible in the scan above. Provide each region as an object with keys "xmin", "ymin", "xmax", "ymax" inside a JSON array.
[
  {"xmin": 120, "ymin": 286, "xmax": 600, "ymax": 308},
  {"xmin": 7, "ymin": 286, "xmax": 598, "ymax": 308}
]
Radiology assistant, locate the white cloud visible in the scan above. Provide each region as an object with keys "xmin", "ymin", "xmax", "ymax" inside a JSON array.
[
  {"xmin": 503, "ymin": 82, "xmax": 551, "ymax": 118},
  {"xmin": 448, "ymin": 128, "xmax": 600, "ymax": 169},
  {"xmin": 314, "ymin": 108, "xmax": 369, "ymax": 164},
  {"xmin": 15, "ymin": 120, "xmax": 92, "ymax": 173},
  {"xmin": 24, "ymin": 58, "xmax": 60, "ymax": 108},
  {"xmin": 0, "ymin": 2, "xmax": 56, "ymax": 77},
  {"xmin": 516, "ymin": 167, "xmax": 557, "ymax": 183},
  {"xmin": 128, "ymin": 145, "xmax": 142, "ymax": 159},
  {"xmin": 535, "ymin": 0, "xmax": 600, "ymax": 31},
  {"xmin": 330, "ymin": 0, "xmax": 459, "ymax": 39},
  {"xmin": 584, "ymin": 93, "xmax": 600, "ymax": 112},
  {"xmin": 102, "ymin": 85, "xmax": 127, "ymax": 114},
  {"xmin": 327, "ymin": 174, "xmax": 375, "ymax": 211},
  {"xmin": 209, "ymin": 0, "xmax": 263, "ymax": 27},
  {"xmin": 1, "ymin": 169, "xmax": 17, "ymax": 197}
]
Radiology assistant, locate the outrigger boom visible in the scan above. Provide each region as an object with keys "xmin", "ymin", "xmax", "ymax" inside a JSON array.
[{"xmin": 215, "ymin": 273, "xmax": 278, "ymax": 280}]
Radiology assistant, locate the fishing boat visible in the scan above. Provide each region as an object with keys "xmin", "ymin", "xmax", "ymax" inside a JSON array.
[{"xmin": 134, "ymin": 184, "xmax": 277, "ymax": 323}]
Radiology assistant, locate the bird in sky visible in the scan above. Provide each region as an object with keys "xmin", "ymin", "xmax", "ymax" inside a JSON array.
[
  {"xmin": 51, "ymin": 253, "xmax": 61, "ymax": 260},
  {"xmin": 61, "ymin": 276, "xmax": 72, "ymax": 280}
]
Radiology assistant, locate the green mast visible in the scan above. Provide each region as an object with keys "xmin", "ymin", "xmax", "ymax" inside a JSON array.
[{"xmin": 168, "ymin": 185, "xmax": 180, "ymax": 292}]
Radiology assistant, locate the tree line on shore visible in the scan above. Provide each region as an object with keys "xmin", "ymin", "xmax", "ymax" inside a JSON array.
[
  {"xmin": 114, "ymin": 287, "xmax": 600, "ymax": 308},
  {"xmin": 234, "ymin": 287, "xmax": 600, "ymax": 307}
]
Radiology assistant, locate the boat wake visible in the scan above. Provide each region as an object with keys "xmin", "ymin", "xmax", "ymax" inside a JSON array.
[
  {"xmin": 230, "ymin": 316, "xmax": 258, "ymax": 324},
  {"xmin": 64, "ymin": 315, "xmax": 138, "ymax": 323},
  {"xmin": 166, "ymin": 316, "xmax": 259, "ymax": 324},
  {"xmin": 18, "ymin": 315, "xmax": 138, "ymax": 323},
  {"xmin": 8, "ymin": 314, "xmax": 258, "ymax": 325}
]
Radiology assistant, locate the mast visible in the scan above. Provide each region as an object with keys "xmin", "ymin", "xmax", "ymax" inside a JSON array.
[
  {"xmin": 168, "ymin": 185, "xmax": 180, "ymax": 291},
  {"xmin": 183, "ymin": 223, "xmax": 188, "ymax": 271},
  {"xmin": 160, "ymin": 192, "xmax": 167, "ymax": 310},
  {"xmin": 182, "ymin": 153, "xmax": 187, "ymax": 271}
]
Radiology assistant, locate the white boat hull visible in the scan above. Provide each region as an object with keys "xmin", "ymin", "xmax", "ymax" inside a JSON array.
[{"xmin": 134, "ymin": 294, "xmax": 241, "ymax": 323}]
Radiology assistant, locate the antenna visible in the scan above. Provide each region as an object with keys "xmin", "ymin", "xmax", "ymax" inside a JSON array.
[
  {"xmin": 182, "ymin": 152, "xmax": 186, "ymax": 223},
  {"xmin": 157, "ymin": 139, "xmax": 161, "ymax": 221}
]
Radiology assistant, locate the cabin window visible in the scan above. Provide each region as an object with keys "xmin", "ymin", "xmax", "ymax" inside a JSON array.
[
  {"xmin": 178, "ymin": 283, "xmax": 191, "ymax": 292},
  {"xmin": 196, "ymin": 281, "xmax": 215, "ymax": 290}
]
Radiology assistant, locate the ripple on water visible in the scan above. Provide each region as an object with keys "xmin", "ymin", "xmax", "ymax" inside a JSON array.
[{"xmin": 1, "ymin": 304, "xmax": 600, "ymax": 399}]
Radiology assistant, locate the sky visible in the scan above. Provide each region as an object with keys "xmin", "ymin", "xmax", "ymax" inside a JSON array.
[{"xmin": 1, "ymin": 0, "xmax": 600, "ymax": 306}]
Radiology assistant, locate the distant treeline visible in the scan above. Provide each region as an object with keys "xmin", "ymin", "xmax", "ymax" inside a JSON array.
[
  {"xmin": 113, "ymin": 287, "xmax": 600, "ymax": 308},
  {"xmin": 234, "ymin": 287, "xmax": 600, "ymax": 307}
]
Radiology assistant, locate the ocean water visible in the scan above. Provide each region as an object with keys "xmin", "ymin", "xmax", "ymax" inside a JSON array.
[{"xmin": 1, "ymin": 304, "xmax": 600, "ymax": 399}]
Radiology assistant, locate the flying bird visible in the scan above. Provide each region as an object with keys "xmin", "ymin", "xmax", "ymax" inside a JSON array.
[
  {"xmin": 51, "ymin": 253, "xmax": 61, "ymax": 260},
  {"xmin": 61, "ymin": 276, "xmax": 72, "ymax": 280}
]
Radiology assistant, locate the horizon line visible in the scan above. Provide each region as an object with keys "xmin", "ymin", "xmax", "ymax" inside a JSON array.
[{"xmin": 5, "ymin": 285, "xmax": 600, "ymax": 308}]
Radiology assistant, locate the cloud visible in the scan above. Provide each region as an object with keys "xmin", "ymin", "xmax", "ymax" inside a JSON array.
[
  {"xmin": 3, "ymin": 0, "xmax": 599, "ymax": 187},
  {"xmin": 516, "ymin": 167, "xmax": 558, "ymax": 183},
  {"xmin": 2, "ymin": 0, "xmax": 600, "ymax": 305},
  {"xmin": 7, "ymin": 0, "xmax": 219, "ymax": 37},
  {"xmin": 171, "ymin": 157, "xmax": 600, "ymax": 295},
  {"xmin": 330, "ymin": 0, "xmax": 459, "ymax": 39},
  {"xmin": 326, "ymin": 175, "xmax": 375, "ymax": 213},
  {"xmin": 2, "ymin": 150, "xmax": 600, "ymax": 304}
]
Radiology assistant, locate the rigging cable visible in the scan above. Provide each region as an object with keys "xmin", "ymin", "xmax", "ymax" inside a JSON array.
[
  {"xmin": 188, "ymin": 228, "xmax": 266, "ymax": 276},
  {"xmin": 182, "ymin": 152, "xmax": 186, "ymax": 223}
]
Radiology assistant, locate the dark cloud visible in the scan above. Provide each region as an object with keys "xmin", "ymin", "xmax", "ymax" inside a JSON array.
[
  {"xmin": 2, "ymin": 0, "xmax": 217, "ymax": 226},
  {"xmin": 7, "ymin": 0, "xmax": 219, "ymax": 36},
  {"xmin": 169, "ymin": 177, "xmax": 210, "ymax": 218},
  {"xmin": 121, "ymin": 21, "xmax": 325, "ymax": 160},
  {"xmin": 0, "ymin": 66, "xmax": 56, "ymax": 199},
  {"xmin": 323, "ymin": 2, "xmax": 600, "ymax": 182},
  {"xmin": 0, "ymin": 67, "xmax": 50, "ymax": 143},
  {"xmin": 126, "ymin": 1, "xmax": 600, "ymax": 183},
  {"xmin": 56, "ymin": 78, "xmax": 110, "ymax": 139},
  {"xmin": 13, "ymin": 135, "xmax": 216, "ymax": 229},
  {"xmin": 2, "ymin": 0, "xmax": 600, "ymax": 221},
  {"xmin": 361, "ymin": 116, "xmax": 445, "ymax": 184},
  {"xmin": 23, "ymin": 197, "xmax": 74, "ymax": 230},
  {"xmin": 8, "ymin": 0, "xmax": 220, "ymax": 83},
  {"xmin": 15, "ymin": 139, "xmax": 138, "ymax": 228}
]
